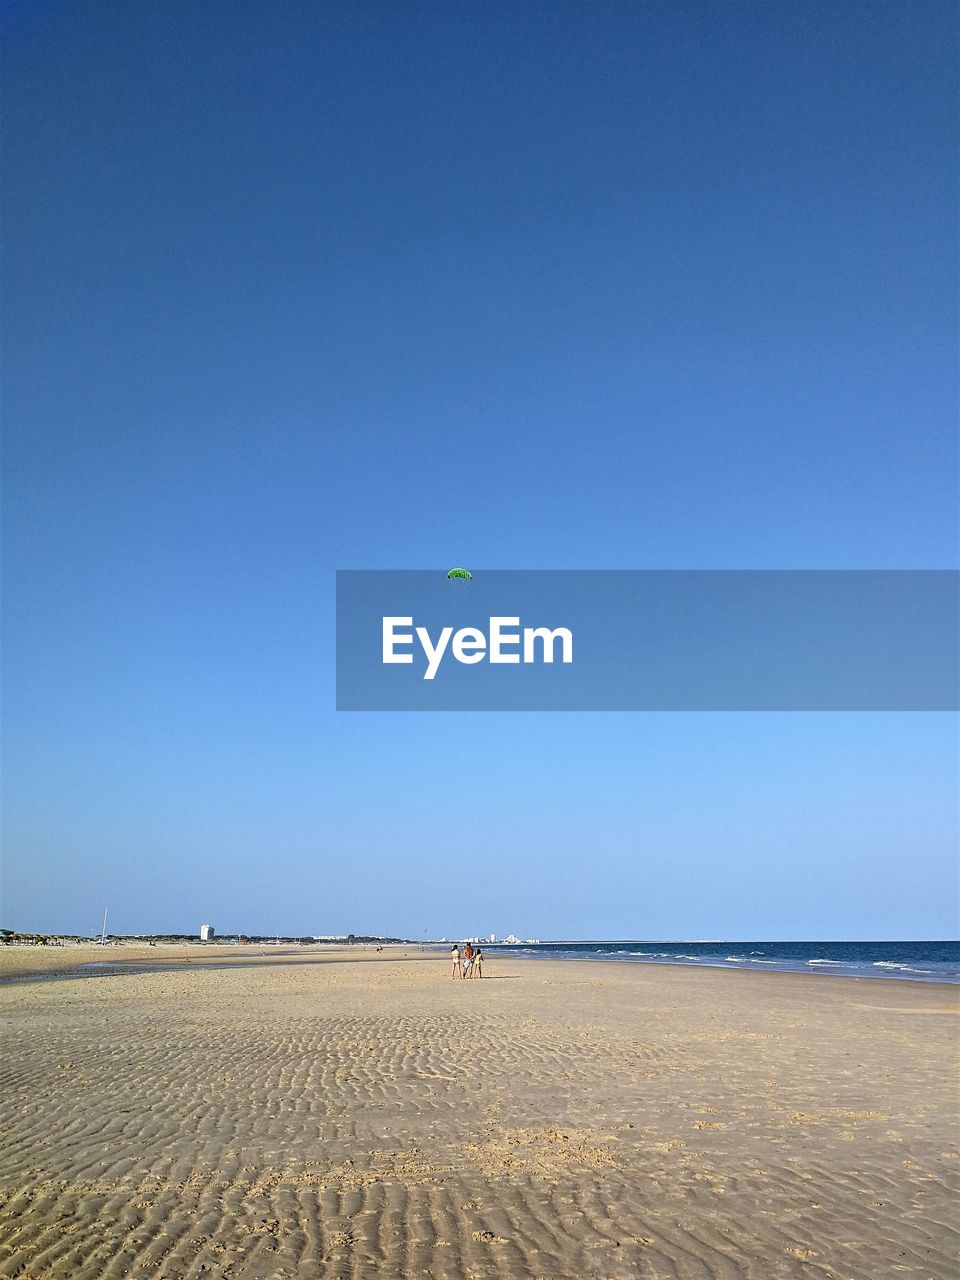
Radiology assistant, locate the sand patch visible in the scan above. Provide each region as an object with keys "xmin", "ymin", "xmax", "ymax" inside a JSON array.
[{"xmin": 1, "ymin": 949, "xmax": 956, "ymax": 1280}]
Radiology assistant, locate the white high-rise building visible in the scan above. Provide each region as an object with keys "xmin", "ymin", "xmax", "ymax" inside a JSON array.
[
  {"xmin": 200, "ymin": 924, "xmax": 215, "ymax": 942},
  {"xmin": 489, "ymin": 933, "xmax": 497, "ymax": 943}
]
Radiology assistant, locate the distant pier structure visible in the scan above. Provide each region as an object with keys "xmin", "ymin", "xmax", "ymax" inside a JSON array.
[{"xmin": 199, "ymin": 924, "xmax": 215, "ymax": 942}]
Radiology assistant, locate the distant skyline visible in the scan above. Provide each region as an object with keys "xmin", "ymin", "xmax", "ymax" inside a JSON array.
[{"xmin": 2, "ymin": 1, "xmax": 957, "ymax": 939}]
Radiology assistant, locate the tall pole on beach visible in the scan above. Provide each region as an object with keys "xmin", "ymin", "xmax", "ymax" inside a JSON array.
[{"xmin": 100, "ymin": 909, "xmax": 108, "ymax": 944}]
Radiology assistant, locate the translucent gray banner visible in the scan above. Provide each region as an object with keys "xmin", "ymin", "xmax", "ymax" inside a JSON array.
[{"xmin": 336, "ymin": 571, "xmax": 958, "ymax": 711}]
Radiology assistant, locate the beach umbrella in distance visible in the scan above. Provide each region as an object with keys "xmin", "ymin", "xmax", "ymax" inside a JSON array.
[{"xmin": 447, "ymin": 567, "xmax": 473, "ymax": 580}]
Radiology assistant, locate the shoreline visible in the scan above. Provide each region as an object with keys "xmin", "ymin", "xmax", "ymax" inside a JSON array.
[{"xmin": 1, "ymin": 940, "xmax": 957, "ymax": 987}]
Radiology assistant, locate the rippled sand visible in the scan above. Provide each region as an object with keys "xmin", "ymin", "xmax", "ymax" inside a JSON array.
[{"xmin": 1, "ymin": 945, "xmax": 957, "ymax": 1279}]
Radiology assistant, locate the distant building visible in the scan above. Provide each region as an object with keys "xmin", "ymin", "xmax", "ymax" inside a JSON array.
[
  {"xmin": 489, "ymin": 933, "xmax": 497, "ymax": 943},
  {"xmin": 200, "ymin": 924, "xmax": 215, "ymax": 942}
]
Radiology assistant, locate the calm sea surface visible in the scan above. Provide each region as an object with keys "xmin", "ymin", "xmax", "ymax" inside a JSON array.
[{"xmin": 487, "ymin": 940, "xmax": 959, "ymax": 983}]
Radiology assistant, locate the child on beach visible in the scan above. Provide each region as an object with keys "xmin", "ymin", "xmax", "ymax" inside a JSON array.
[{"xmin": 473, "ymin": 948, "xmax": 483, "ymax": 978}]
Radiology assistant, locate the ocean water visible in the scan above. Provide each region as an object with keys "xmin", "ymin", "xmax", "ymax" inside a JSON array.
[{"xmin": 489, "ymin": 940, "xmax": 960, "ymax": 984}]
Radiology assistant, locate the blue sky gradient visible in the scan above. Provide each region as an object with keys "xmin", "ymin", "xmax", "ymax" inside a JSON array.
[{"xmin": 2, "ymin": 1, "xmax": 957, "ymax": 938}]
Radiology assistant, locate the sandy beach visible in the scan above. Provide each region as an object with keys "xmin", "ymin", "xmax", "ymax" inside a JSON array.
[{"xmin": 0, "ymin": 946, "xmax": 957, "ymax": 1279}]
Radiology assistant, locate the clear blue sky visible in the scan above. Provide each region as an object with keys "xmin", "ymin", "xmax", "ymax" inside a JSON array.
[{"xmin": 2, "ymin": 1, "xmax": 957, "ymax": 939}]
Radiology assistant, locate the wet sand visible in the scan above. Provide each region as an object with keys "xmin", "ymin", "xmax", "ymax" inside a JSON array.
[{"xmin": 0, "ymin": 945, "xmax": 957, "ymax": 1279}]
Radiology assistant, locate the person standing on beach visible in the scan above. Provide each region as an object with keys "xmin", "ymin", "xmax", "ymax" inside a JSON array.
[
  {"xmin": 450, "ymin": 944, "xmax": 461, "ymax": 978},
  {"xmin": 462, "ymin": 942, "xmax": 474, "ymax": 977},
  {"xmin": 473, "ymin": 948, "xmax": 483, "ymax": 978}
]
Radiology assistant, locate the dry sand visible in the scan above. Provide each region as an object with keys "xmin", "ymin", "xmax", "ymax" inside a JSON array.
[{"xmin": 0, "ymin": 945, "xmax": 957, "ymax": 1279}]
